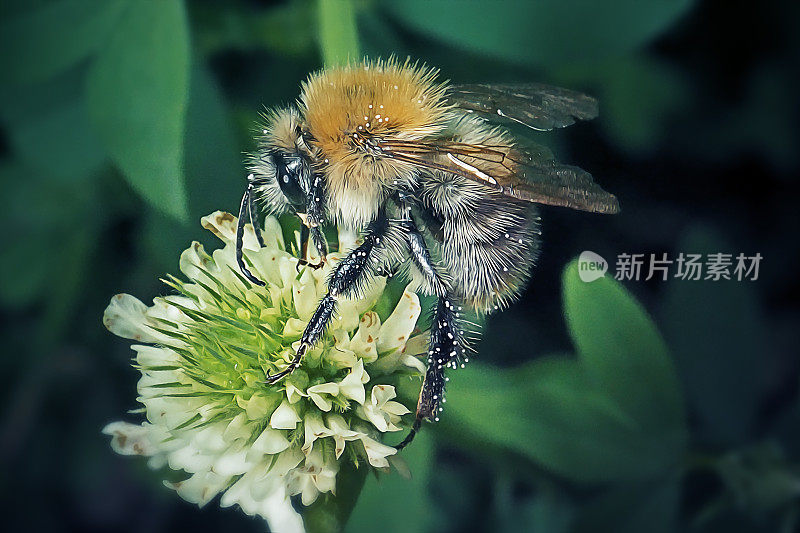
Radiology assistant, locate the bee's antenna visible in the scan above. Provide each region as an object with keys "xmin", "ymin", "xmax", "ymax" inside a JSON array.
[
  {"xmin": 236, "ymin": 184, "xmax": 266, "ymax": 286},
  {"xmin": 395, "ymin": 415, "xmax": 422, "ymax": 451}
]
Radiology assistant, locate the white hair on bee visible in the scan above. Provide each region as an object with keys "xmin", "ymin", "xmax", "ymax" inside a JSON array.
[{"xmin": 412, "ymin": 114, "xmax": 541, "ymax": 312}]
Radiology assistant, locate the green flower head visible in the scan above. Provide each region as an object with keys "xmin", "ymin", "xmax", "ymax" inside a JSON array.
[{"xmin": 103, "ymin": 211, "xmax": 426, "ymax": 531}]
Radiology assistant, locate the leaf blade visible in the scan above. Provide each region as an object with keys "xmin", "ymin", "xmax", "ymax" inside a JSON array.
[
  {"xmin": 86, "ymin": 0, "xmax": 190, "ymax": 221},
  {"xmin": 0, "ymin": 0, "xmax": 128, "ymax": 86}
]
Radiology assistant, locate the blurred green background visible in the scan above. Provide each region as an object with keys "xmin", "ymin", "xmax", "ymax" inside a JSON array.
[{"xmin": 1, "ymin": 1, "xmax": 799, "ymax": 532}]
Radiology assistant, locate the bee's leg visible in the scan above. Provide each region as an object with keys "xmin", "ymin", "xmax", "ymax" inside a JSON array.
[
  {"xmin": 396, "ymin": 296, "xmax": 463, "ymax": 449},
  {"xmin": 297, "ymin": 174, "xmax": 329, "ymax": 270},
  {"xmin": 266, "ymin": 211, "xmax": 389, "ymax": 384},
  {"xmin": 310, "ymin": 226, "xmax": 329, "ymax": 262},
  {"xmin": 297, "ymin": 225, "xmax": 328, "ymax": 271},
  {"xmin": 247, "ymin": 182, "xmax": 266, "ymax": 249},
  {"xmin": 236, "ymin": 185, "xmax": 266, "ymax": 286},
  {"xmin": 399, "ymin": 207, "xmax": 447, "ymax": 297}
]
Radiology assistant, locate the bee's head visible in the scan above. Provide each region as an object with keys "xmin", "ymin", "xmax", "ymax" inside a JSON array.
[{"xmin": 247, "ymin": 108, "xmax": 320, "ymax": 224}]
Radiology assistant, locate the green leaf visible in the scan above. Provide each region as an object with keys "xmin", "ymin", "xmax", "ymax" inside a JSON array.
[
  {"xmin": 441, "ymin": 261, "xmax": 687, "ymax": 483},
  {"xmin": 562, "ymin": 258, "xmax": 686, "ymax": 441},
  {"xmin": 86, "ymin": 0, "xmax": 190, "ymax": 221},
  {"xmin": 317, "ymin": 0, "xmax": 360, "ymax": 66},
  {"xmin": 0, "ymin": 76, "xmax": 106, "ymax": 182},
  {"xmin": 347, "ymin": 432, "xmax": 434, "ymax": 532},
  {"xmin": 444, "ymin": 359, "xmax": 656, "ymax": 483},
  {"xmin": 382, "ymin": 0, "xmax": 694, "ymax": 68},
  {"xmin": 0, "ymin": 0, "xmax": 127, "ymax": 86},
  {"xmin": 184, "ymin": 63, "xmax": 241, "ymax": 219}
]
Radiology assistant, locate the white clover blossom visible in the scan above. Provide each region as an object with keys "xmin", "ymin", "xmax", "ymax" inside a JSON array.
[{"xmin": 102, "ymin": 211, "xmax": 426, "ymax": 532}]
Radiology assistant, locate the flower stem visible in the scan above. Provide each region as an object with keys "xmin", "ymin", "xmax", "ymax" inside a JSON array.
[{"xmin": 316, "ymin": 0, "xmax": 360, "ymax": 67}]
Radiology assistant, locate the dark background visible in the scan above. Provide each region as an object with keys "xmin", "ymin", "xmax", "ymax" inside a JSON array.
[{"xmin": 1, "ymin": 1, "xmax": 799, "ymax": 532}]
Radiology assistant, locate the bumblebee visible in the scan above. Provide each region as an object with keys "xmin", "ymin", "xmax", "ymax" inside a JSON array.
[{"xmin": 237, "ymin": 59, "xmax": 619, "ymax": 448}]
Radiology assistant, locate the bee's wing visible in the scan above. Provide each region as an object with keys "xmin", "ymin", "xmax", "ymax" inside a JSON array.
[
  {"xmin": 377, "ymin": 138, "xmax": 619, "ymax": 214},
  {"xmin": 448, "ymin": 83, "xmax": 598, "ymax": 131}
]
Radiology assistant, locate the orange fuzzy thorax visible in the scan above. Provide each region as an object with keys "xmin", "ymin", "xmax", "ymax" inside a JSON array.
[{"xmin": 299, "ymin": 59, "xmax": 451, "ymax": 227}]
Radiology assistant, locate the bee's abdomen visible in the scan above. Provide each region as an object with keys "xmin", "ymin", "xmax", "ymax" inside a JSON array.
[{"xmin": 420, "ymin": 173, "xmax": 541, "ymax": 313}]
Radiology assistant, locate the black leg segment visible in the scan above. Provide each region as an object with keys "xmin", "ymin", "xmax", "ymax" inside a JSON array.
[
  {"xmin": 397, "ymin": 296, "xmax": 464, "ymax": 449},
  {"xmin": 236, "ymin": 184, "xmax": 266, "ymax": 286},
  {"xmin": 400, "ymin": 211, "xmax": 447, "ymax": 297},
  {"xmin": 267, "ymin": 211, "xmax": 390, "ymax": 382}
]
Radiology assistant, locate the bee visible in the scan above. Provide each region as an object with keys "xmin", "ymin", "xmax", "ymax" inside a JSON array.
[{"xmin": 238, "ymin": 59, "xmax": 619, "ymax": 449}]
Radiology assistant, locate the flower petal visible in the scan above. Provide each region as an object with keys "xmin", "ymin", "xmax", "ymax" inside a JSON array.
[
  {"xmin": 102, "ymin": 294, "xmax": 157, "ymax": 342},
  {"xmin": 249, "ymin": 428, "xmax": 291, "ymax": 457},
  {"xmin": 349, "ymin": 311, "xmax": 381, "ymax": 363},
  {"xmin": 306, "ymin": 382, "xmax": 339, "ymax": 412},
  {"xmin": 338, "ymin": 360, "xmax": 368, "ymax": 404},
  {"xmin": 167, "ymin": 471, "xmax": 230, "ymax": 507},
  {"xmin": 260, "ymin": 482, "xmax": 305, "ymax": 533},
  {"xmin": 292, "ymin": 269, "xmax": 319, "ymax": 321},
  {"xmin": 376, "ymin": 287, "xmax": 421, "ymax": 355},
  {"xmin": 302, "ymin": 411, "xmax": 328, "ymax": 455},
  {"xmin": 213, "ymin": 446, "xmax": 252, "ymax": 476},
  {"xmin": 359, "ymin": 435, "xmax": 397, "ymax": 468},
  {"xmin": 269, "ymin": 401, "xmax": 301, "ymax": 430},
  {"xmin": 336, "ymin": 278, "xmax": 387, "ymax": 332},
  {"xmin": 102, "ymin": 421, "xmax": 160, "ymax": 457},
  {"xmin": 178, "ymin": 241, "xmax": 215, "ymax": 284}
]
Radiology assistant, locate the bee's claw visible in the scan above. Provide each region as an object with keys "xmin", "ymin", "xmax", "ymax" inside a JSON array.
[
  {"xmin": 296, "ymin": 257, "xmax": 326, "ymax": 272},
  {"xmin": 264, "ymin": 343, "xmax": 309, "ymax": 384}
]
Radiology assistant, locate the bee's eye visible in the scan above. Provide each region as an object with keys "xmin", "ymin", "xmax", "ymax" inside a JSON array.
[{"xmin": 272, "ymin": 152, "xmax": 307, "ymax": 209}]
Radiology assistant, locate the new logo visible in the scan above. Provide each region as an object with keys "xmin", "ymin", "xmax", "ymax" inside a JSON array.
[{"xmin": 578, "ymin": 251, "xmax": 608, "ymax": 282}]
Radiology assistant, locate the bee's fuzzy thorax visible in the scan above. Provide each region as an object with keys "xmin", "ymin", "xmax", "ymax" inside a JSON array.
[{"xmin": 299, "ymin": 58, "xmax": 451, "ymax": 228}]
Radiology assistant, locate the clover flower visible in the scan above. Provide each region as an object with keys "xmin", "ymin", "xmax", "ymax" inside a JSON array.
[{"xmin": 102, "ymin": 211, "xmax": 426, "ymax": 532}]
